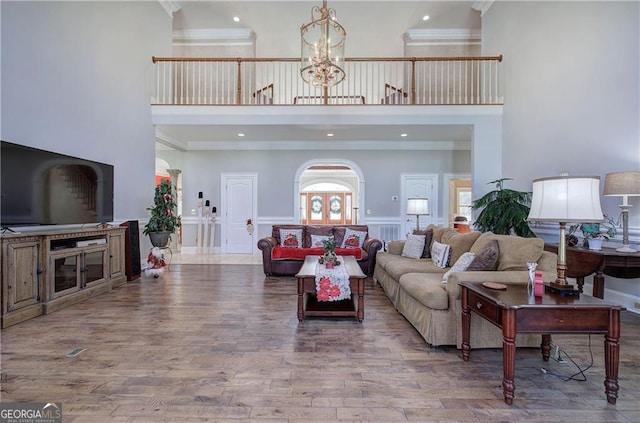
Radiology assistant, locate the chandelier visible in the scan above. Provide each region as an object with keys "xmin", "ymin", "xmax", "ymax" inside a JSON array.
[{"xmin": 300, "ymin": 0, "xmax": 346, "ymax": 87}]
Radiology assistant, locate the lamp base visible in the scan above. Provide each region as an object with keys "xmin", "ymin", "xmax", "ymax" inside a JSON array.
[
  {"xmin": 616, "ymin": 245, "xmax": 637, "ymax": 253},
  {"xmin": 546, "ymin": 282, "xmax": 580, "ymax": 296}
]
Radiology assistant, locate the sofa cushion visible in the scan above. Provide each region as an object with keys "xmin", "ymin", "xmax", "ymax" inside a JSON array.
[
  {"xmin": 442, "ymin": 252, "xmax": 476, "ymax": 282},
  {"xmin": 467, "ymin": 239, "xmax": 500, "ymax": 271},
  {"xmin": 341, "ymin": 228, "xmax": 367, "ymax": 248},
  {"xmin": 384, "ymin": 257, "xmax": 445, "ymax": 281},
  {"xmin": 401, "ymin": 234, "xmax": 426, "ymax": 259},
  {"xmin": 271, "ymin": 246, "xmax": 363, "ymax": 260},
  {"xmin": 304, "ymin": 225, "xmax": 333, "ymax": 248},
  {"xmin": 413, "ymin": 228, "xmax": 434, "ymax": 258},
  {"xmin": 399, "ymin": 273, "xmax": 448, "ymax": 310},
  {"xmin": 431, "ymin": 241, "xmax": 452, "ymax": 268},
  {"xmin": 440, "ymin": 230, "xmax": 482, "ymax": 264},
  {"xmin": 429, "ymin": 225, "xmax": 455, "ymax": 244},
  {"xmin": 470, "ymin": 232, "xmax": 544, "ymax": 271}
]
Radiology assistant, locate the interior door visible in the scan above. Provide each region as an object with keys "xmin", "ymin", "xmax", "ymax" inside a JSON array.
[
  {"xmin": 401, "ymin": 174, "xmax": 438, "ymax": 237},
  {"xmin": 222, "ymin": 174, "xmax": 257, "ymax": 253}
]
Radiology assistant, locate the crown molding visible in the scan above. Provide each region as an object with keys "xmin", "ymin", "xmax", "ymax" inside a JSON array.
[
  {"xmin": 155, "ymin": 128, "xmax": 188, "ymax": 152},
  {"xmin": 158, "ymin": 1, "xmax": 181, "ymax": 17},
  {"xmin": 472, "ymin": 0, "xmax": 495, "ymax": 17},
  {"xmin": 173, "ymin": 28, "xmax": 255, "ymax": 43},
  {"xmin": 186, "ymin": 140, "xmax": 471, "ymax": 151},
  {"xmin": 405, "ymin": 28, "xmax": 481, "ymax": 46}
]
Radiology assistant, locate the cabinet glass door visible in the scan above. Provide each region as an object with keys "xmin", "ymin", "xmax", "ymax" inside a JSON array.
[
  {"xmin": 84, "ymin": 249, "xmax": 106, "ymax": 287},
  {"xmin": 52, "ymin": 253, "xmax": 81, "ymax": 296}
]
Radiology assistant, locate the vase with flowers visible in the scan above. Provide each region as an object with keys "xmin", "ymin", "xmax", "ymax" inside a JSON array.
[{"xmin": 143, "ymin": 179, "xmax": 180, "ymax": 248}]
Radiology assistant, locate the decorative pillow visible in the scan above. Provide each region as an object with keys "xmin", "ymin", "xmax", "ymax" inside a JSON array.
[
  {"xmin": 413, "ymin": 228, "xmax": 434, "ymax": 258},
  {"xmin": 280, "ymin": 229, "xmax": 302, "ymax": 248},
  {"xmin": 431, "ymin": 241, "xmax": 452, "ymax": 268},
  {"xmin": 467, "ymin": 239, "xmax": 500, "ymax": 271},
  {"xmin": 310, "ymin": 234, "xmax": 332, "ymax": 248},
  {"xmin": 442, "ymin": 252, "xmax": 476, "ymax": 282},
  {"xmin": 401, "ymin": 234, "xmax": 426, "ymax": 259},
  {"xmin": 341, "ymin": 228, "xmax": 367, "ymax": 249}
]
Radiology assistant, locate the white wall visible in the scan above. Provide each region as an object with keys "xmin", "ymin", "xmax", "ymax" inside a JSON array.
[
  {"xmin": 1, "ymin": 1, "xmax": 172, "ymax": 223},
  {"xmin": 482, "ymin": 1, "xmax": 640, "ymax": 302}
]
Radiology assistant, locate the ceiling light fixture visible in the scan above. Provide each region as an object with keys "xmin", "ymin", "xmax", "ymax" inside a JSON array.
[
  {"xmin": 401, "ymin": 133, "xmax": 408, "ymax": 137},
  {"xmin": 300, "ymin": 0, "xmax": 346, "ymax": 87},
  {"xmin": 237, "ymin": 133, "xmax": 245, "ymax": 137},
  {"xmin": 422, "ymin": 15, "xmax": 430, "ymax": 21},
  {"xmin": 327, "ymin": 133, "xmax": 334, "ymax": 137},
  {"xmin": 233, "ymin": 16, "xmax": 240, "ymax": 22}
]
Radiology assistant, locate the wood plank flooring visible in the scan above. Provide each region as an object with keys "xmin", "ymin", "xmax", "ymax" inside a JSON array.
[{"xmin": 1, "ymin": 263, "xmax": 639, "ymax": 422}]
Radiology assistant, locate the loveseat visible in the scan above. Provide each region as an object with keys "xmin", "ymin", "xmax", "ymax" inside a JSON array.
[
  {"xmin": 258, "ymin": 224, "xmax": 383, "ymax": 276},
  {"xmin": 373, "ymin": 225, "xmax": 558, "ymax": 349}
]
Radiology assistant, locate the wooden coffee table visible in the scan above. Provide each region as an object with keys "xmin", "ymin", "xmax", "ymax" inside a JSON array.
[
  {"xmin": 460, "ymin": 281, "xmax": 625, "ymax": 405},
  {"xmin": 296, "ymin": 255, "xmax": 366, "ymax": 322}
]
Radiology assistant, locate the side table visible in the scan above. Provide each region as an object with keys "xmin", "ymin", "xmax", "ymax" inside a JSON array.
[{"xmin": 460, "ymin": 281, "xmax": 625, "ymax": 405}]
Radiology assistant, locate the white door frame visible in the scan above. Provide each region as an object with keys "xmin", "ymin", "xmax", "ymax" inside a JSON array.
[
  {"xmin": 221, "ymin": 173, "xmax": 258, "ymax": 254},
  {"xmin": 443, "ymin": 173, "xmax": 471, "ymax": 228}
]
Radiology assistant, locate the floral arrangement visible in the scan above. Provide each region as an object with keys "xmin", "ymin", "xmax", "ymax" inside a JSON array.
[
  {"xmin": 143, "ymin": 179, "xmax": 180, "ymax": 235},
  {"xmin": 568, "ymin": 214, "xmax": 618, "ymax": 241},
  {"xmin": 321, "ymin": 236, "xmax": 337, "ymax": 255}
]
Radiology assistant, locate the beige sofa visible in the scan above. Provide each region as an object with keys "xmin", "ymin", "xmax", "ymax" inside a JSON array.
[{"xmin": 373, "ymin": 226, "xmax": 558, "ymax": 349}]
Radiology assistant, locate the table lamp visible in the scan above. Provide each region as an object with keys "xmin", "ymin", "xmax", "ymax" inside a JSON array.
[
  {"xmin": 407, "ymin": 197, "xmax": 429, "ymax": 231},
  {"xmin": 604, "ymin": 171, "xmax": 640, "ymax": 253},
  {"xmin": 528, "ymin": 175, "xmax": 604, "ymax": 295}
]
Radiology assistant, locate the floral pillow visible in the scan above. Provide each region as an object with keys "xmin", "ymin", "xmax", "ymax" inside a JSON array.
[
  {"xmin": 280, "ymin": 229, "xmax": 303, "ymax": 248},
  {"xmin": 311, "ymin": 234, "xmax": 332, "ymax": 248},
  {"xmin": 341, "ymin": 228, "xmax": 367, "ymax": 249}
]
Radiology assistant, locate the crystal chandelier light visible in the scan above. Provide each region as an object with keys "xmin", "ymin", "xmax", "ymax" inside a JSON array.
[{"xmin": 300, "ymin": 0, "xmax": 346, "ymax": 87}]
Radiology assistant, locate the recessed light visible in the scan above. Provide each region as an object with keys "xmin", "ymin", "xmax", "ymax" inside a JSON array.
[
  {"xmin": 401, "ymin": 133, "xmax": 408, "ymax": 137},
  {"xmin": 327, "ymin": 133, "xmax": 334, "ymax": 137},
  {"xmin": 422, "ymin": 15, "xmax": 430, "ymax": 21},
  {"xmin": 237, "ymin": 133, "xmax": 245, "ymax": 137},
  {"xmin": 233, "ymin": 16, "xmax": 240, "ymax": 23}
]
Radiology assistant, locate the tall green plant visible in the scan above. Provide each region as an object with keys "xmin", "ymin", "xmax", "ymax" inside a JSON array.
[
  {"xmin": 471, "ymin": 178, "xmax": 535, "ymax": 238},
  {"xmin": 143, "ymin": 179, "xmax": 180, "ymax": 235}
]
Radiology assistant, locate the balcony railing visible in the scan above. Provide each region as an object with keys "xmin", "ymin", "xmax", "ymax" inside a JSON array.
[{"xmin": 151, "ymin": 56, "xmax": 503, "ymax": 106}]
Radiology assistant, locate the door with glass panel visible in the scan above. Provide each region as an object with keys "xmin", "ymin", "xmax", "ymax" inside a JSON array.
[{"xmin": 302, "ymin": 192, "xmax": 352, "ymax": 225}]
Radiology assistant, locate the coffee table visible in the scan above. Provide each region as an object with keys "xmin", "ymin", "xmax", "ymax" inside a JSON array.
[
  {"xmin": 460, "ymin": 281, "xmax": 625, "ymax": 405},
  {"xmin": 296, "ymin": 255, "xmax": 366, "ymax": 322}
]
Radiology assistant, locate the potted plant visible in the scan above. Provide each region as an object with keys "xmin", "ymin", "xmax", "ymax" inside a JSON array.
[
  {"xmin": 568, "ymin": 215, "xmax": 617, "ymax": 250},
  {"xmin": 143, "ymin": 179, "xmax": 180, "ymax": 247},
  {"xmin": 320, "ymin": 236, "xmax": 338, "ymax": 268},
  {"xmin": 471, "ymin": 178, "xmax": 535, "ymax": 238}
]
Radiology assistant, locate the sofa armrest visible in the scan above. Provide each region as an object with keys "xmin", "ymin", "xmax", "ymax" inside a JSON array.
[
  {"xmin": 445, "ymin": 270, "xmax": 557, "ymax": 301},
  {"xmin": 361, "ymin": 237, "xmax": 383, "ymax": 276},
  {"xmin": 257, "ymin": 236, "xmax": 279, "ymax": 275}
]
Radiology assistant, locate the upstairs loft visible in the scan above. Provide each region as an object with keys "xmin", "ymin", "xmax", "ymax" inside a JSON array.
[{"xmin": 150, "ymin": 55, "xmax": 505, "ymax": 154}]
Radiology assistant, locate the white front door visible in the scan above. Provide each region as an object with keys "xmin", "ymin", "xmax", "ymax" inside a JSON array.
[
  {"xmin": 221, "ymin": 174, "xmax": 257, "ymax": 253},
  {"xmin": 401, "ymin": 174, "xmax": 438, "ymax": 237}
]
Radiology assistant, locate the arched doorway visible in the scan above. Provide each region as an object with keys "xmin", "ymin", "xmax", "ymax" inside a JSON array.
[{"xmin": 294, "ymin": 159, "xmax": 365, "ymax": 224}]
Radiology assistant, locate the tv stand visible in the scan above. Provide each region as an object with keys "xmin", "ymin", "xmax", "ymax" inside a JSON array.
[{"xmin": 0, "ymin": 226, "xmax": 127, "ymax": 328}]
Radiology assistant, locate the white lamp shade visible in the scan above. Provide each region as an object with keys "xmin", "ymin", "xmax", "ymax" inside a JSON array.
[
  {"xmin": 407, "ymin": 197, "xmax": 429, "ymax": 215},
  {"xmin": 603, "ymin": 171, "xmax": 640, "ymax": 196},
  {"xmin": 528, "ymin": 176, "xmax": 604, "ymax": 223}
]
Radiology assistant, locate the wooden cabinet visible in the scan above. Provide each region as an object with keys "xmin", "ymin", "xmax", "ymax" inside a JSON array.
[
  {"xmin": 1, "ymin": 227, "xmax": 127, "ymax": 328},
  {"xmin": 1, "ymin": 236, "xmax": 44, "ymax": 328},
  {"xmin": 108, "ymin": 230, "xmax": 126, "ymax": 287}
]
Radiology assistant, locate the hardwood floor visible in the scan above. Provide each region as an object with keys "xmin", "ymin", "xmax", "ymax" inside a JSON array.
[{"xmin": 1, "ymin": 263, "xmax": 639, "ymax": 422}]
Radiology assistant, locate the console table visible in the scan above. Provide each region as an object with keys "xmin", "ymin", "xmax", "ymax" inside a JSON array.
[
  {"xmin": 460, "ymin": 281, "xmax": 624, "ymax": 405},
  {"xmin": 543, "ymin": 244, "xmax": 640, "ymax": 299}
]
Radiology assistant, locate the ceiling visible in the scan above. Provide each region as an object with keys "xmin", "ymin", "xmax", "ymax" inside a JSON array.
[{"xmin": 156, "ymin": 1, "xmax": 483, "ymax": 150}]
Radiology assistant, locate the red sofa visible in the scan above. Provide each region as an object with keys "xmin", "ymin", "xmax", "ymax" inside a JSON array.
[{"xmin": 257, "ymin": 224, "xmax": 383, "ymax": 276}]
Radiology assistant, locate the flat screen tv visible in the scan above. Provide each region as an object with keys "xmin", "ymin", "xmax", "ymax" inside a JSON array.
[{"xmin": 1, "ymin": 141, "xmax": 114, "ymax": 227}]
